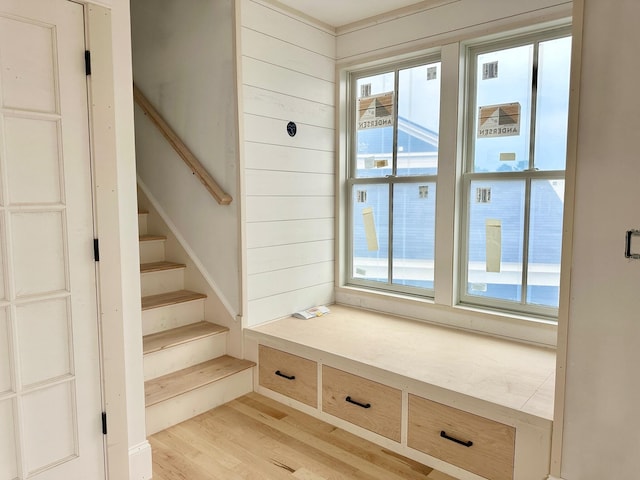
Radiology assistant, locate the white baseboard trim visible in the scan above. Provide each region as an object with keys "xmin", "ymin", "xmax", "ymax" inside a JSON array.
[{"xmin": 128, "ymin": 440, "xmax": 153, "ymax": 480}]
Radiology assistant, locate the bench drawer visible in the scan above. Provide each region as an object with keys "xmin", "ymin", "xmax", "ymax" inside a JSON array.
[
  {"xmin": 408, "ymin": 394, "xmax": 515, "ymax": 480},
  {"xmin": 322, "ymin": 366, "xmax": 401, "ymax": 442},
  {"xmin": 258, "ymin": 345, "xmax": 317, "ymax": 407}
]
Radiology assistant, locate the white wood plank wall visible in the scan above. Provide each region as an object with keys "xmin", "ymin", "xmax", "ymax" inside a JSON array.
[
  {"xmin": 336, "ymin": 0, "xmax": 572, "ymax": 63},
  {"xmin": 240, "ymin": 0, "xmax": 337, "ymax": 326}
]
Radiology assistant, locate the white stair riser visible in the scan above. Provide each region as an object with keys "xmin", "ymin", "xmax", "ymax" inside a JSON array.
[
  {"xmin": 144, "ymin": 333, "xmax": 228, "ymax": 381},
  {"xmin": 142, "ymin": 300, "xmax": 205, "ymax": 336},
  {"xmin": 140, "ymin": 268, "xmax": 185, "ymax": 297},
  {"xmin": 139, "ymin": 239, "xmax": 165, "ymax": 263},
  {"xmin": 145, "ymin": 368, "xmax": 253, "ymax": 435},
  {"xmin": 138, "ymin": 213, "xmax": 148, "ymax": 236}
]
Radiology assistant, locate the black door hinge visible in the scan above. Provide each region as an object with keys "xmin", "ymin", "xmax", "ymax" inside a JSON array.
[
  {"xmin": 102, "ymin": 412, "xmax": 107, "ymax": 435},
  {"xmin": 94, "ymin": 239, "xmax": 100, "ymax": 262},
  {"xmin": 85, "ymin": 50, "xmax": 92, "ymax": 76}
]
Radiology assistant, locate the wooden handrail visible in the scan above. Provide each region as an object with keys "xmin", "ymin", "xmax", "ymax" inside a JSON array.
[{"xmin": 133, "ymin": 84, "xmax": 232, "ymax": 206}]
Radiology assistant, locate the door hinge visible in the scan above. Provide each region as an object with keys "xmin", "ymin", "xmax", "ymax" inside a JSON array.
[
  {"xmin": 102, "ymin": 412, "xmax": 107, "ymax": 435},
  {"xmin": 85, "ymin": 50, "xmax": 92, "ymax": 76},
  {"xmin": 93, "ymin": 239, "xmax": 100, "ymax": 262}
]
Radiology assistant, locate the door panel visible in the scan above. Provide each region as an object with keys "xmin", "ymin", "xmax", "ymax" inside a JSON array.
[
  {"xmin": 11, "ymin": 211, "xmax": 67, "ymax": 298},
  {"xmin": 0, "ymin": 397, "xmax": 17, "ymax": 480},
  {"xmin": 5, "ymin": 117, "xmax": 63, "ymax": 205},
  {"xmin": 0, "ymin": 1, "xmax": 105, "ymax": 479},
  {"xmin": 0, "ymin": 15, "xmax": 58, "ymax": 114},
  {"xmin": 15, "ymin": 297, "xmax": 72, "ymax": 387}
]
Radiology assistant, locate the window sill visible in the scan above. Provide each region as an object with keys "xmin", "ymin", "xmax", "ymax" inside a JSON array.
[{"xmin": 335, "ymin": 285, "xmax": 558, "ymax": 347}]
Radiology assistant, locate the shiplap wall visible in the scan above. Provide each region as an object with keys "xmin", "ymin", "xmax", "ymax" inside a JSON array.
[
  {"xmin": 240, "ymin": 0, "xmax": 337, "ymax": 326},
  {"xmin": 336, "ymin": 0, "xmax": 572, "ymax": 63}
]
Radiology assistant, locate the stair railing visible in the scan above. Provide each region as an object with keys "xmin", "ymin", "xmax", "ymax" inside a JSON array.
[{"xmin": 133, "ymin": 84, "xmax": 232, "ymax": 206}]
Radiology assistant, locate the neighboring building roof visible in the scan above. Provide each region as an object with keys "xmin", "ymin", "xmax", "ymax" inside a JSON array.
[{"xmin": 357, "ymin": 115, "xmax": 439, "ymax": 155}]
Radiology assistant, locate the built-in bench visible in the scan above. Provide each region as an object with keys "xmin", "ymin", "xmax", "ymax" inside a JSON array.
[{"xmin": 244, "ymin": 304, "xmax": 556, "ymax": 480}]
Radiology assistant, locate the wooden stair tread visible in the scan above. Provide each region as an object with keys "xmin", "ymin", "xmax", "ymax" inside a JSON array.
[
  {"xmin": 139, "ymin": 234, "xmax": 166, "ymax": 242},
  {"xmin": 143, "ymin": 321, "xmax": 228, "ymax": 355},
  {"xmin": 140, "ymin": 261, "xmax": 186, "ymax": 274},
  {"xmin": 141, "ymin": 289, "xmax": 207, "ymax": 311},
  {"xmin": 145, "ymin": 356, "xmax": 255, "ymax": 407}
]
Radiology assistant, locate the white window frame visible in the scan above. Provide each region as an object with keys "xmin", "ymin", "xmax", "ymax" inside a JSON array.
[
  {"xmin": 346, "ymin": 54, "xmax": 441, "ymax": 299},
  {"xmin": 459, "ymin": 26, "xmax": 572, "ymax": 319},
  {"xmin": 336, "ymin": 20, "xmax": 572, "ymax": 347}
]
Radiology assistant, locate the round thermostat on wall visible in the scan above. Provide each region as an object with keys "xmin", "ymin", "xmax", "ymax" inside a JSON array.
[{"xmin": 286, "ymin": 121, "xmax": 297, "ymax": 137}]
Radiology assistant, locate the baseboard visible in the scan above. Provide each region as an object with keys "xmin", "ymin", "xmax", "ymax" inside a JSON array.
[
  {"xmin": 129, "ymin": 440, "xmax": 153, "ymax": 480},
  {"xmin": 547, "ymin": 476, "xmax": 566, "ymax": 480}
]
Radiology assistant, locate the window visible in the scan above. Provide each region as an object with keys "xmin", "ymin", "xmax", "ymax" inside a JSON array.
[
  {"xmin": 348, "ymin": 58, "xmax": 441, "ymax": 297},
  {"xmin": 343, "ymin": 25, "xmax": 572, "ymax": 326},
  {"xmin": 461, "ymin": 31, "xmax": 572, "ymax": 317}
]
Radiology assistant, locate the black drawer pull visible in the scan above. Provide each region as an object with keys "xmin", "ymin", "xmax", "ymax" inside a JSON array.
[
  {"xmin": 275, "ymin": 370, "xmax": 295, "ymax": 380},
  {"xmin": 345, "ymin": 396, "xmax": 371, "ymax": 409},
  {"xmin": 440, "ymin": 430, "xmax": 473, "ymax": 447}
]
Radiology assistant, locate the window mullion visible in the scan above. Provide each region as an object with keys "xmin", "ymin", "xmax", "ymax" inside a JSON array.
[
  {"xmin": 392, "ymin": 70, "xmax": 400, "ymax": 176},
  {"xmin": 388, "ymin": 181, "xmax": 394, "ymax": 285},
  {"xmin": 435, "ymin": 42, "xmax": 461, "ymax": 306},
  {"xmin": 522, "ymin": 42, "xmax": 540, "ymax": 304},
  {"xmin": 388, "ymin": 70, "xmax": 400, "ymax": 285},
  {"xmin": 528, "ymin": 41, "xmax": 540, "ymax": 169},
  {"xmin": 521, "ymin": 177, "xmax": 532, "ymax": 306}
]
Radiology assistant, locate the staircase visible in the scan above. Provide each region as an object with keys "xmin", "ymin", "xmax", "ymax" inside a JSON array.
[{"xmin": 138, "ymin": 206, "xmax": 254, "ymax": 435}]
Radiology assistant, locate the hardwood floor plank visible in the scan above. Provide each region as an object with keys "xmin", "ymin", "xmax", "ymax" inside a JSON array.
[
  {"xmin": 196, "ymin": 404, "xmax": 365, "ymax": 480},
  {"xmin": 150, "ymin": 393, "xmax": 452, "ymax": 480},
  {"xmin": 197, "ymin": 407, "xmax": 344, "ymax": 479},
  {"xmin": 151, "ymin": 429, "xmax": 245, "ymax": 480},
  {"xmin": 183, "ymin": 410, "xmax": 301, "ymax": 480},
  {"xmin": 292, "ymin": 468, "xmax": 328, "ymax": 480},
  {"xmin": 151, "ymin": 436, "xmax": 209, "ymax": 480},
  {"xmin": 282, "ymin": 408, "xmax": 434, "ymax": 479},
  {"xmin": 426, "ymin": 471, "xmax": 460, "ymax": 480},
  {"xmin": 228, "ymin": 394, "xmax": 429, "ymax": 480}
]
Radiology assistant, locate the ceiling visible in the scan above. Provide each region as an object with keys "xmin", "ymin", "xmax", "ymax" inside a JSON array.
[{"xmin": 275, "ymin": 0, "xmax": 427, "ymax": 28}]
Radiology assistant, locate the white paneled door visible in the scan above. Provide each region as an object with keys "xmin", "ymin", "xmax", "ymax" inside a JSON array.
[{"xmin": 0, "ymin": 1, "xmax": 105, "ymax": 479}]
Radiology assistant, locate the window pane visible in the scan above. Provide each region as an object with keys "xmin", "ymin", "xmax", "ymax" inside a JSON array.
[
  {"xmin": 397, "ymin": 62, "xmax": 441, "ymax": 176},
  {"xmin": 392, "ymin": 182, "xmax": 436, "ymax": 289},
  {"xmin": 534, "ymin": 36, "xmax": 572, "ymax": 171},
  {"xmin": 473, "ymin": 44, "xmax": 533, "ymax": 173},
  {"xmin": 527, "ymin": 179, "xmax": 564, "ymax": 307},
  {"xmin": 466, "ymin": 180, "xmax": 525, "ymax": 302},
  {"xmin": 352, "ymin": 184, "xmax": 389, "ymax": 283},
  {"xmin": 355, "ymin": 73, "xmax": 395, "ymax": 179}
]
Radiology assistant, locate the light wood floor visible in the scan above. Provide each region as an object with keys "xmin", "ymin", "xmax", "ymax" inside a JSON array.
[{"xmin": 149, "ymin": 392, "xmax": 458, "ymax": 480}]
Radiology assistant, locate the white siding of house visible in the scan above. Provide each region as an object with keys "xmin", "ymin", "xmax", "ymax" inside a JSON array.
[{"xmin": 240, "ymin": 0, "xmax": 336, "ymax": 326}]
